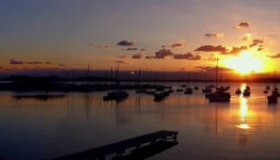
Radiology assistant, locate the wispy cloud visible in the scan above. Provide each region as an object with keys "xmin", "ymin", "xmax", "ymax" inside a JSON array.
[
  {"xmin": 10, "ymin": 59, "xmax": 53, "ymax": 65},
  {"xmin": 126, "ymin": 47, "xmax": 138, "ymax": 51},
  {"xmin": 10, "ymin": 59, "xmax": 23, "ymax": 65},
  {"xmin": 240, "ymin": 34, "xmax": 253, "ymax": 41},
  {"xmin": 115, "ymin": 60, "xmax": 129, "ymax": 64},
  {"xmin": 95, "ymin": 45, "xmax": 110, "ymax": 49},
  {"xmin": 205, "ymin": 33, "xmax": 224, "ymax": 38},
  {"xmin": 171, "ymin": 43, "xmax": 186, "ymax": 48},
  {"xmin": 267, "ymin": 53, "xmax": 280, "ymax": 59}
]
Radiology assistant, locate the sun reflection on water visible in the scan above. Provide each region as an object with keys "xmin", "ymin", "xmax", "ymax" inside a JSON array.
[{"xmin": 236, "ymin": 97, "xmax": 251, "ymax": 129}]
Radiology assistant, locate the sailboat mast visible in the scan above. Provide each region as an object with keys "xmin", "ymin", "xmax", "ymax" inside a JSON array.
[{"xmin": 216, "ymin": 58, "xmax": 219, "ymax": 89}]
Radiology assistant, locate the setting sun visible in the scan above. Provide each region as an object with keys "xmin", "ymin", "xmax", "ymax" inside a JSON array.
[{"xmin": 224, "ymin": 51, "xmax": 264, "ymax": 75}]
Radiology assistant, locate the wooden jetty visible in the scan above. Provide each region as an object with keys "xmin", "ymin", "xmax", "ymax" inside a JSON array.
[{"xmin": 51, "ymin": 130, "xmax": 178, "ymax": 160}]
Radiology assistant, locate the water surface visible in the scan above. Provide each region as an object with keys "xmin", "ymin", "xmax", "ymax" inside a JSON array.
[{"xmin": 1, "ymin": 83, "xmax": 280, "ymax": 160}]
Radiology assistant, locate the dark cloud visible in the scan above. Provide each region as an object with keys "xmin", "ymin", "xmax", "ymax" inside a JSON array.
[
  {"xmin": 126, "ymin": 47, "xmax": 138, "ymax": 51},
  {"xmin": 173, "ymin": 52, "xmax": 201, "ymax": 60},
  {"xmin": 154, "ymin": 49, "xmax": 174, "ymax": 59},
  {"xmin": 205, "ymin": 33, "xmax": 224, "ymax": 38},
  {"xmin": 10, "ymin": 59, "xmax": 23, "ymax": 65},
  {"xmin": 249, "ymin": 39, "xmax": 264, "ymax": 48},
  {"xmin": 45, "ymin": 62, "xmax": 52, "ymax": 64},
  {"xmin": 194, "ymin": 45, "xmax": 227, "ymax": 54},
  {"xmin": 171, "ymin": 43, "xmax": 185, "ymax": 48},
  {"xmin": 59, "ymin": 64, "xmax": 66, "ymax": 67},
  {"xmin": 117, "ymin": 40, "xmax": 135, "ymax": 46},
  {"xmin": 132, "ymin": 53, "xmax": 142, "ymax": 59},
  {"xmin": 267, "ymin": 53, "xmax": 280, "ymax": 59},
  {"xmin": 235, "ymin": 22, "xmax": 251, "ymax": 29},
  {"xmin": 227, "ymin": 46, "xmax": 248, "ymax": 55}
]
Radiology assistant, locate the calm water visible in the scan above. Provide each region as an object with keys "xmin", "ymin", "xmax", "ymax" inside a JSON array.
[{"xmin": 1, "ymin": 83, "xmax": 280, "ymax": 160}]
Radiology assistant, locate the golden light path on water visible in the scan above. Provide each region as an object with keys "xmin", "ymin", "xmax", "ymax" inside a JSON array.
[{"xmin": 236, "ymin": 83, "xmax": 251, "ymax": 130}]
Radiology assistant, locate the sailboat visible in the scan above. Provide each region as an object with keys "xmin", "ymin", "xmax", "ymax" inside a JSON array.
[
  {"xmin": 184, "ymin": 72, "xmax": 193, "ymax": 94},
  {"xmin": 135, "ymin": 68, "xmax": 148, "ymax": 94},
  {"xmin": 103, "ymin": 65, "xmax": 129, "ymax": 101},
  {"xmin": 208, "ymin": 59, "xmax": 231, "ymax": 102},
  {"xmin": 267, "ymin": 70, "xmax": 279, "ymax": 104},
  {"xmin": 235, "ymin": 72, "xmax": 242, "ymax": 95},
  {"xmin": 242, "ymin": 85, "xmax": 251, "ymax": 97}
]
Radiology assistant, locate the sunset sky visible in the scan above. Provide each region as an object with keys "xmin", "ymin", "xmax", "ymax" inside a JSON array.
[{"xmin": 1, "ymin": 0, "xmax": 280, "ymax": 75}]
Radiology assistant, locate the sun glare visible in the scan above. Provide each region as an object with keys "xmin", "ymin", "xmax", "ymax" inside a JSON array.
[{"xmin": 224, "ymin": 51, "xmax": 264, "ymax": 75}]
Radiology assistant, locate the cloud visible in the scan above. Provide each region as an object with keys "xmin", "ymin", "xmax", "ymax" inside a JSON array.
[
  {"xmin": 194, "ymin": 45, "xmax": 227, "ymax": 54},
  {"xmin": 173, "ymin": 52, "xmax": 201, "ymax": 60},
  {"xmin": 10, "ymin": 59, "xmax": 52, "ymax": 65},
  {"xmin": 132, "ymin": 53, "xmax": 142, "ymax": 59},
  {"xmin": 95, "ymin": 45, "xmax": 110, "ymax": 49},
  {"xmin": 205, "ymin": 33, "xmax": 224, "ymax": 38},
  {"xmin": 154, "ymin": 49, "xmax": 174, "ymax": 59},
  {"xmin": 227, "ymin": 46, "xmax": 248, "ymax": 55},
  {"xmin": 249, "ymin": 39, "xmax": 264, "ymax": 48},
  {"xmin": 10, "ymin": 59, "xmax": 23, "ymax": 65},
  {"xmin": 59, "ymin": 64, "xmax": 66, "ymax": 67},
  {"xmin": 235, "ymin": 22, "xmax": 251, "ymax": 29},
  {"xmin": 126, "ymin": 47, "xmax": 138, "ymax": 51},
  {"xmin": 240, "ymin": 34, "xmax": 252, "ymax": 41},
  {"xmin": 26, "ymin": 61, "xmax": 43, "ymax": 64},
  {"xmin": 171, "ymin": 43, "xmax": 186, "ymax": 48},
  {"xmin": 267, "ymin": 53, "xmax": 280, "ymax": 59},
  {"xmin": 117, "ymin": 40, "xmax": 135, "ymax": 46}
]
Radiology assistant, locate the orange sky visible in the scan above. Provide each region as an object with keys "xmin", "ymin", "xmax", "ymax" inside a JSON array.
[{"xmin": 1, "ymin": 1, "xmax": 280, "ymax": 75}]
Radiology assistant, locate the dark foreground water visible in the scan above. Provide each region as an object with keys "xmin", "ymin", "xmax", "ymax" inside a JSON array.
[{"xmin": 1, "ymin": 83, "xmax": 280, "ymax": 160}]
